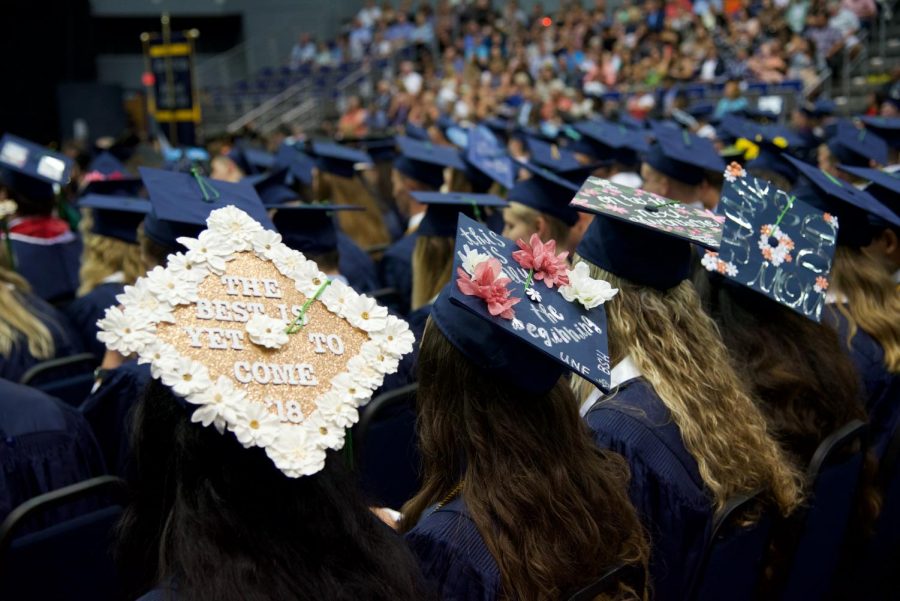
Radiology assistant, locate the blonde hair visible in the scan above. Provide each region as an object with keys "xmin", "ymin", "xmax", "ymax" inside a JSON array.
[
  {"xmin": 315, "ymin": 171, "xmax": 390, "ymax": 249},
  {"xmin": 78, "ymin": 232, "xmax": 144, "ymax": 296},
  {"xmin": 831, "ymin": 246, "xmax": 900, "ymax": 372},
  {"xmin": 0, "ymin": 266, "xmax": 55, "ymax": 359},
  {"xmin": 411, "ymin": 235, "xmax": 454, "ymax": 311},
  {"xmin": 506, "ymin": 201, "xmax": 570, "ymax": 247},
  {"xmin": 573, "ymin": 257, "xmax": 803, "ymax": 516}
]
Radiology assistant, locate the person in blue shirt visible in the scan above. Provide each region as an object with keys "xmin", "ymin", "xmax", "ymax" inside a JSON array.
[
  {"xmin": 572, "ymin": 207, "xmax": 803, "ymax": 601},
  {"xmin": 0, "ymin": 378, "xmax": 106, "ymax": 529},
  {"xmin": 714, "ymin": 79, "xmax": 750, "ymax": 120}
]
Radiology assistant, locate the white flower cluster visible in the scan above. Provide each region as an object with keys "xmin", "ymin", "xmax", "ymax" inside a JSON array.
[
  {"xmin": 700, "ymin": 251, "xmax": 739, "ymax": 277},
  {"xmin": 558, "ymin": 262, "xmax": 619, "ymax": 309},
  {"xmin": 95, "ymin": 206, "xmax": 416, "ymax": 479}
]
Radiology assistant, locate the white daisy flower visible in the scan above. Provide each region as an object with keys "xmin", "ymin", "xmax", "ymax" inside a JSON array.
[
  {"xmin": 160, "ymin": 358, "xmax": 211, "ymax": 398},
  {"xmin": 360, "ymin": 341, "xmax": 400, "ymax": 374},
  {"xmin": 178, "ymin": 230, "xmax": 235, "ymax": 274},
  {"xmin": 272, "ymin": 248, "xmax": 308, "ymax": 279},
  {"xmin": 525, "ymin": 286, "xmax": 543, "ymax": 302},
  {"xmin": 345, "ymin": 295, "xmax": 388, "ymax": 332},
  {"xmin": 724, "ymin": 262, "xmax": 738, "ymax": 277},
  {"xmin": 511, "ymin": 318, "xmax": 525, "ymax": 330},
  {"xmin": 304, "ymin": 414, "xmax": 346, "ymax": 450},
  {"xmin": 294, "ymin": 261, "xmax": 330, "ymax": 297},
  {"xmin": 331, "ymin": 371, "xmax": 373, "ymax": 401},
  {"xmin": 558, "ymin": 262, "xmax": 619, "ymax": 309},
  {"xmin": 188, "ymin": 376, "xmax": 244, "ymax": 434},
  {"xmin": 166, "ymin": 252, "xmax": 210, "ymax": 283},
  {"xmin": 96, "ymin": 306, "xmax": 156, "ymax": 354},
  {"xmin": 316, "ymin": 391, "xmax": 360, "ymax": 429},
  {"xmin": 136, "ymin": 340, "xmax": 179, "ymax": 379},
  {"xmin": 145, "ymin": 265, "xmax": 198, "ymax": 305},
  {"xmin": 206, "ymin": 206, "xmax": 261, "ymax": 248},
  {"xmin": 229, "ymin": 402, "xmax": 280, "ymax": 448},
  {"xmin": 266, "ymin": 428, "xmax": 327, "ymax": 478},
  {"xmin": 700, "ymin": 251, "xmax": 721, "ymax": 273},
  {"xmin": 345, "ymin": 356, "xmax": 384, "ymax": 391},
  {"xmin": 458, "ymin": 246, "xmax": 492, "ymax": 275},
  {"xmin": 245, "ymin": 313, "xmax": 289, "ymax": 349},
  {"xmin": 250, "ymin": 229, "xmax": 284, "ymax": 257},
  {"xmin": 370, "ymin": 315, "xmax": 415, "ymax": 357},
  {"xmin": 319, "ymin": 278, "xmax": 354, "ymax": 314},
  {"xmin": 115, "ymin": 279, "xmax": 176, "ymax": 323}
]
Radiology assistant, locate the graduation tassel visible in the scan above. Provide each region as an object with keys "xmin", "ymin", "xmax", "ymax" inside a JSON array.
[
  {"xmin": 285, "ymin": 280, "xmax": 332, "ymax": 334},
  {"xmin": 467, "ymin": 198, "xmax": 483, "ymax": 223},
  {"xmin": 190, "ymin": 167, "xmax": 221, "ymax": 202},
  {"xmin": 773, "ymin": 195, "xmax": 796, "ymax": 230}
]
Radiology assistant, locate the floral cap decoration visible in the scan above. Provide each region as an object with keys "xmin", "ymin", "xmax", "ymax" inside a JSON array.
[
  {"xmin": 445, "ymin": 214, "xmax": 615, "ymax": 392},
  {"xmin": 97, "ymin": 206, "xmax": 415, "ymax": 478},
  {"xmin": 710, "ymin": 163, "xmax": 839, "ymax": 322}
]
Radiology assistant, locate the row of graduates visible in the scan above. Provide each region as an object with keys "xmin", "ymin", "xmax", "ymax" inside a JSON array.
[{"xmin": 0, "ymin": 109, "xmax": 898, "ymax": 600}]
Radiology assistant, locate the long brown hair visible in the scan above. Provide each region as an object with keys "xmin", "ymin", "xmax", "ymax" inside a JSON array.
[
  {"xmin": 315, "ymin": 171, "xmax": 391, "ymax": 249},
  {"xmin": 410, "ymin": 235, "xmax": 454, "ymax": 310},
  {"xmin": 831, "ymin": 246, "xmax": 900, "ymax": 372},
  {"xmin": 401, "ymin": 322, "xmax": 650, "ymax": 600},
  {"xmin": 573, "ymin": 258, "xmax": 803, "ymax": 516}
]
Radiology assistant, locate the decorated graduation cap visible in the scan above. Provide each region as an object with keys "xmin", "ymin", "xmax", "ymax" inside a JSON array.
[
  {"xmin": 837, "ymin": 165, "xmax": 900, "ymax": 219},
  {"xmin": 508, "ymin": 160, "xmax": 581, "ymax": 226},
  {"xmin": 97, "ymin": 205, "xmax": 415, "ymax": 478},
  {"xmin": 394, "ymin": 135, "xmax": 465, "ymax": 190},
  {"xmin": 785, "ymin": 155, "xmax": 899, "ymax": 248},
  {"xmin": 702, "ymin": 164, "xmax": 838, "ymax": 322},
  {"xmin": 430, "ymin": 213, "xmax": 615, "ymax": 394},
  {"xmin": 465, "ymin": 125, "xmax": 516, "ymax": 190},
  {"xmin": 308, "ymin": 141, "xmax": 372, "ymax": 179},
  {"xmin": 826, "ymin": 120, "xmax": 888, "ymax": 167},
  {"xmin": 140, "ymin": 166, "xmax": 274, "ymax": 250},
  {"xmin": 274, "ymin": 144, "xmax": 315, "ymax": 187},
  {"xmin": 246, "ymin": 167, "xmax": 298, "ymax": 207},
  {"xmin": 411, "ymin": 191, "xmax": 507, "ymax": 237},
  {"xmin": 570, "ymin": 176, "xmax": 725, "ymax": 290},
  {"xmin": 86, "ymin": 152, "xmax": 129, "ymax": 178},
  {"xmin": 858, "ymin": 116, "xmax": 900, "ymax": 150},
  {"xmin": 0, "ymin": 134, "xmax": 73, "ymax": 202},
  {"xmin": 644, "ymin": 127, "xmax": 725, "ymax": 185},
  {"xmin": 273, "ymin": 204, "xmax": 363, "ymax": 255},
  {"xmin": 78, "ymin": 194, "xmax": 151, "ymax": 244}
]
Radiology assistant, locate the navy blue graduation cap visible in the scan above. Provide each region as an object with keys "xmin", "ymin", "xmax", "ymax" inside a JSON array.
[
  {"xmin": 308, "ymin": 141, "xmax": 372, "ymax": 179},
  {"xmin": 576, "ymin": 120, "xmax": 648, "ymax": 166},
  {"xmin": 615, "ymin": 114, "xmax": 646, "ymax": 130},
  {"xmin": 272, "ymin": 204, "xmax": 362, "ymax": 255},
  {"xmin": 826, "ymin": 120, "xmax": 888, "ymax": 167},
  {"xmin": 465, "ymin": 125, "xmax": 516, "ymax": 190},
  {"xmin": 431, "ymin": 213, "xmax": 612, "ymax": 393},
  {"xmin": 405, "ymin": 123, "xmax": 430, "ymax": 141},
  {"xmin": 785, "ymin": 155, "xmax": 899, "ymax": 247},
  {"xmin": 139, "ymin": 166, "xmax": 274, "ymax": 249},
  {"xmin": 508, "ymin": 160, "xmax": 581, "ymax": 226},
  {"xmin": 353, "ymin": 136, "xmax": 397, "ymax": 162},
  {"xmin": 800, "ymin": 98, "xmax": 836, "ymax": 118},
  {"xmin": 711, "ymin": 170, "xmax": 837, "ymax": 322},
  {"xmin": 560, "ymin": 125, "xmax": 613, "ymax": 161},
  {"xmin": 228, "ymin": 144, "xmax": 275, "ymax": 175},
  {"xmin": 526, "ymin": 137, "xmax": 584, "ymax": 173},
  {"xmin": 0, "ymin": 134, "xmax": 73, "ymax": 202},
  {"xmin": 274, "ymin": 144, "xmax": 315, "ymax": 186},
  {"xmin": 644, "ymin": 127, "xmax": 725, "ymax": 185},
  {"xmin": 246, "ymin": 167, "xmax": 298, "ymax": 207},
  {"xmin": 837, "ymin": 165, "xmax": 900, "ymax": 218},
  {"xmin": 81, "ymin": 174, "xmax": 144, "ymax": 198},
  {"xmin": 394, "ymin": 135, "xmax": 464, "ymax": 190},
  {"xmin": 740, "ymin": 105, "xmax": 780, "ymax": 121},
  {"xmin": 745, "ymin": 126, "xmax": 803, "ymax": 185},
  {"xmin": 483, "ymin": 116, "xmax": 515, "ymax": 139},
  {"xmin": 717, "ymin": 113, "xmax": 758, "ymax": 144},
  {"xmin": 78, "ymin": 194, "xmax": 151, "ymax": 244},
  {"xmin": 411, "ymin": 191, "xmax": 507, "ymax": 237},
  {"xmin": 858, "ymin": 116, "xmax": 900, "ymax": 150},
  {"xmin": 87, "ymin": 152, "xmax": 128, "ymax": 177}
]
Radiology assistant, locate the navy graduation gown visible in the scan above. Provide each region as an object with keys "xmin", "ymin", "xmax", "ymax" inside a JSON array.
[
  {"xmin": 823, "ymin": 305, "xmax": 900, "ymax": 456},
  {"xmin": 0, "ymin": 291, "xmax": 83, "ymax": 382},
  {"xmin": 81, "ymin": 360, "xmax": 152, "ymax": 476},
  {"xmin": 64, "ymin": 282, "xmax": 125, "ymax": 359},
  {"xmin": 336, "ymin": 231, "xmax": 380, "ymax": 294},
  {"xmin": 0, "ymin": 379, "xmax": 106, "ymax": 527},
  {"xmin": 585, "ymin": 378, "xmax": 713, "ymax": 601},
  {"xmin": 405, "ymin": 496, "xmax": 502, "ymax": 601},
  {"xmin": 11, "ymin": 236, "xmax": 82, "ymax": 304},
  {"xmin": 379, "ymin": 232, "xmax": 418, "ymax": 315}
]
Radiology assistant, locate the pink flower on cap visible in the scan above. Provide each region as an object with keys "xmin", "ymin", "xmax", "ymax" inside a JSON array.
[
  {"xmin": 512, "ymin": 233, "xmax": 570, "ymax": 288},
  {"xmin": 456, "ymin": 258, "xmax": 520, "ymax": 320}
]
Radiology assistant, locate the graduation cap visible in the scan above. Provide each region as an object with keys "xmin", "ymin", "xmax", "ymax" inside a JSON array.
[
  {"xmin": 483, "ymin": 116, "xmax": 515, "ymax": 139},
  {"xmin": 445, "ymin": 126, "xmax": 470, "ymax": 149},
  {"xmin": 707, "ymin": 168, "xmax": 838, "ymax": 322},
  {"xmin": 465, "ymin": 125, "xmax": 516, "ymax": 190},
  {"xmin": 799, "ymin": 98, "xmax": 836, "ymax": 118},
  {"xmin": 405, "ymin": 123, "xmax": 430, "ymax": 141},
  {"xmin": 353, "ymin": 136, "xmax": 398, "ymax": 162},
  {"xmin": 0, "ymin": 134, "xmax": 73, "ymax": 202},
  {"xmin": 430, "ymin": 213, "xmax": 614, "ymax": 393},
  {"xmin": 526, "ymin": 137, "xmax": 584, "ymax": 173},
  {"xmin": 274, "ymin": 144, "xmax": 315, "ymax": 186},
  {"xmin": 411, "ymin": 192, "xmax": 507, "ymax": 237},
  {"xmin": 644, "ymin": 127, "xmax": 725, "ymax": 185},
  {"xmin": 78, "ymin": 194, "xmax": 151, "ymax": 244},
  {"xmin": 785, "ymin": 155, "xmax": 899, "ymax": 247},
  {"xmin": 228, "ymin": 144, "xmax": 275, "ymax": 175},
  {"xmin": 826, "ymin": 120, "xmax": 888, "ymax": 167},
  {"xmin": 308, "ymin": 141, "xmax": 372, "ymax": 179},
  {"xmin": 858, "ymin": 116, "xmax": 900, "ymax": 150},
  {"xmin": 87, "ymin": 152, "xmax": 129, "ymax": 177},
  {"xmin": 686, "ymin": 103, "xmax": 715, "ymax": 120},
  {"xmin": 272, "ymin": 203, "xmax": 363, "ymax": 255},
  {"xmin": 140, "ymin": 166, "xmax": 274, "ymax": 249},
  {"xmin": 246, "ymin": 167, "xmax": 298, "ymax": 207},
  {"xmin": 717, "ymin": 114, "xmax": 758, "ymax": 144},
  {"xmin": 575, "ymin": 120, "xmax": 648, "ymax": 166},
  {"xmin": 394, "ymin": 135, "xmax": 465, "ymax": 190},
  {"xmin": 508, "ymin": 160, "xmax": 581, "ymax": 226},
  {"xmin": 81, "ymin": 175, "xmax": 145, "ymax": 198},
  {"xmin": 744, "ymin": 126, "xmax": 803, "ymax": 185},
  {"xmin": 836, "ymin": 165, "xmax": 900, "ymax": 218}
]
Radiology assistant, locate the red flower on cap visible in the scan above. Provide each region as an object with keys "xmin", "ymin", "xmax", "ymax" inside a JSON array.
[
  {"xmin": 512, "ymin": 233, "xmax": 570, "ymax": 288},
  {"xmin": 456, "ymin": 258, "xmax": 520, "ymax": 320}
]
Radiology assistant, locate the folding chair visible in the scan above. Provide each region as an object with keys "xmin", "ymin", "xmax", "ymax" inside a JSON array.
[
  {"xmin": 0, "ymin": 475, "xmax": 128, "ymax": 601},
  {"xmin": 19, "ymin": 352, "xmax": 98, "ymax": 407}
]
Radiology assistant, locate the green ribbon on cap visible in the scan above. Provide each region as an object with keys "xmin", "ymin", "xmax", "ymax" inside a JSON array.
[
  {"xmin": 822, "ymin": 170, "xmax": 843, "ymax": 188},
  {"xmin": 190, "ymin": 167, "xmax": 221, "ymax": 202},
  {"xmin": 565, "ymin": 126, "xmax": 582, "ymax": 141},
  {"xmin": 285, "ymin": 279, "xmax": 332, "ymax": 334},
  {"xmin": 773, "ymin": 195, "xmax": 796, "ymax": 230},
  {"xmin": 465, "ymin": 197, "xmax": 483, "ymax": 223},
  {"xmin": 682, "ymin": 130, "xmax": 692, "ymax": 147},
  {"xmin": 858, "ymin": 128, "xmax": 867, "ymax": 142}
]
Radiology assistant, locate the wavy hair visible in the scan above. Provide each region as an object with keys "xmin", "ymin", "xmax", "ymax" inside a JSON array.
[
  {"xmin": 0, "ymin": 266, "xmax": 55, "ymax": 359},
  {"xmin": 78, "ymin": 233, "xmax": 144, "ymax": 296},
  {"xmin": 410, "ymin": 235, "xmax": 454, "ymax": 310},
  {"xmin": 831, "ymin": 246, "xmax": 900, "ymax": 372},
  {"xmin": 573, "ymin": 257, "xmax": 803, "ymax": 516},
  {"xmin": 315, "ymin": 171, "xmax": 391, "ymax": 250},
  {"xmin": 401, "ymin": 321, "xmax": 650, "ymax": 600}
]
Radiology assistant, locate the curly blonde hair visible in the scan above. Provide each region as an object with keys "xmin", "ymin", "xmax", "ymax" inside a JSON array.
[
  {"xmin": 573, "ymin": 257, "xmax": 803, "ymax": 516},
  {"xmin": 78, "ymin": 233, "xmax": 144, "ymax": 297},
  {"xmin": 831, "ymin": 246, "xmax": 900, "ymax": 372}
]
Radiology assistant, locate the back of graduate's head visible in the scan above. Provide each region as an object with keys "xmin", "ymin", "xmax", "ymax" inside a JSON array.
[
  {"xmin": 314, "ymin": 169, "xmax": 390, "ymax": 248},
  {"xmin": 0, "ymin": 265, "xmax": 54, "ymax": 360},
  {"xmin": 502, "ymin": 201, "xmax": 571, "ymax": 250},
  {"xmin": 411, "ymin": 235, "xmax": 454, "ymax": 310},
  {"xmin": 118, "ymin": 379, "xmax": 424, "ymax": 601},
  {"xmin": 403, "ymin": 319, "xmax": 649, "ymax": 601}
]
